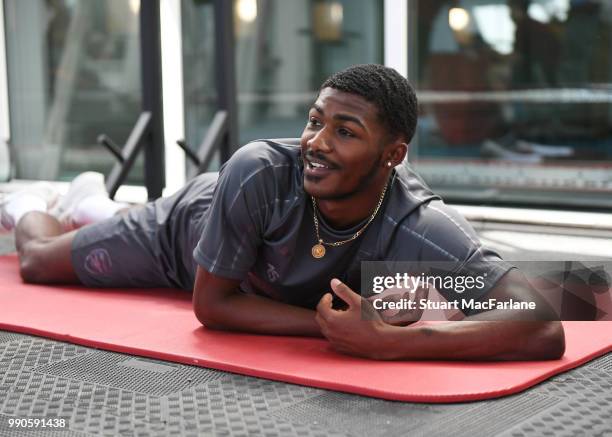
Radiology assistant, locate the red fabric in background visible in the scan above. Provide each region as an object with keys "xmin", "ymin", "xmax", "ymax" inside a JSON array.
[{"xmin": 1, "ymin": 254, "xmax": 610, "ymax": 403}]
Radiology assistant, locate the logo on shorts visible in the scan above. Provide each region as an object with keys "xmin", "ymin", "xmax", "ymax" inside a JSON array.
[
  {"xmin": 266, "ymin": 263, "xmax": 279, "ymax": 282},
  {"xmin": 84, "ymin": 248, "xmax": 113, "ymax": 276}
]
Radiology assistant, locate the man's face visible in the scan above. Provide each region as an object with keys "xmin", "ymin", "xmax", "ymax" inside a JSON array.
[{"xmin": 300, "ymin": 88, "xmax": 389, "ymax": 200}]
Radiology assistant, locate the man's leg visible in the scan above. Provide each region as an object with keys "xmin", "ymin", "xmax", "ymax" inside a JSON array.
[
  {"xmin": 53, "ymin": 172, "xmax": 128, "ymax": 231},
  {"xmin": 5, "ymin": 172, "xmax": 127, "ymax": 285},
  {"xmin": 15, "ymin": 211, "xmax": 80, "ymax": 284},
  {"xmin": 6, "ymin": 171, "xmax": 182, "ymax": 290}
]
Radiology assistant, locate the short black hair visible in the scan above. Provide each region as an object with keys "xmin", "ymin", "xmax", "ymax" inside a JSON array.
[{"xmin": 320, "ymin": 64, "xmax": 418, "ymax": 144}]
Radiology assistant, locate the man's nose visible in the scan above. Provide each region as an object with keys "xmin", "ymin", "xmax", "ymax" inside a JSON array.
[{"xmin": 307, "ymin": 128, "xmax": 332, "ymax": 153}]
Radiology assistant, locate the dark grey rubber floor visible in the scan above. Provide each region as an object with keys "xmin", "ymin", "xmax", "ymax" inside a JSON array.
[{"xmin": 1, "ymin": 227, "xmax": 611, "ymax": 437}]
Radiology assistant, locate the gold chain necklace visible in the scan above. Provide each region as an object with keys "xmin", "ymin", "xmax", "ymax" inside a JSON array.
[{"xmin": 310, "ymin": 181, "xmax": 389, "ymax": 258}]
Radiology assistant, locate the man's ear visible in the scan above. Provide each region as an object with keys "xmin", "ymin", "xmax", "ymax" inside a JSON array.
[{"xmin": 385, "ymin": 139, "xmax": 408, "ymax": 166}]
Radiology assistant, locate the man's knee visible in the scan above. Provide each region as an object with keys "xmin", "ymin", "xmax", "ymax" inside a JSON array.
[{"xmin": 18, "ymin": 240, "xmax": 51, "ymax": 283}]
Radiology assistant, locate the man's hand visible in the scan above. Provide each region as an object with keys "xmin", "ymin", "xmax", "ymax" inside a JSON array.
[
  {"xmin": 315, "ymin": 270, "xmax": 565, "ymax": 361},
  {"xmin": 315, "ymin": 279, "xmax": 393, "ymax": 359},
  {"xmin": 366, "ymin": 285, "xmax": 428, "ymax": 326}
]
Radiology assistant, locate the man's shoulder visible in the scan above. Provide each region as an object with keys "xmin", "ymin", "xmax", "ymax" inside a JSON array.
[
  {"xmin": 385, "ymin": 166, "xmax": 482, "ymax": 260},
  {"xmin": 230, "ymin": 139, "xmax": 302, "ymax": 171},
  {"xmin": 219, "ymin": 139, "xmax": 303, "ymax": 194}
]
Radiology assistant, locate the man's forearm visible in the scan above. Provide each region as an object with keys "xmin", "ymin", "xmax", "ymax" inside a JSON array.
[
  {"xmin": 377, "ymin": 320, "xmax": 565, "ymax": 361},
  {"xmin": 195, "ymin": 291, "xmax": 322, "ymax": 337},
  {"xmin": 372, "ymin": 269, "xmax": 565, "ymax": 361}
]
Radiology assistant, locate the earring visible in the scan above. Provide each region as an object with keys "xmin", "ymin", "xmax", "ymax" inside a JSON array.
[{"xmin": 386, "ymin": 161, "xmax": 392, "ymax": 167}]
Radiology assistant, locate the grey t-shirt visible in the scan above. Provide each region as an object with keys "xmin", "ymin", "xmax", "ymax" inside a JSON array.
[{"xmin": 192, "ymin": 139, "xmax": 513, "ymax": 309}]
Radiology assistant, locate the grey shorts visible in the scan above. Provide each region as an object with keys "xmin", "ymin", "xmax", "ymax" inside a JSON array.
[
  {"xmin": 71, "ymin": 203, "xmax": 174, "ymax": 289},
  {"xmin": 70, "ymin": 174, "xmax": 217, "ymax": 290}
]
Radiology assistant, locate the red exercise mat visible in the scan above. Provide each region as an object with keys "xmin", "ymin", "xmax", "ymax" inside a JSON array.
[{"xmin": 0, "ymin": 254, "xmax": 610, "ymax": 403}]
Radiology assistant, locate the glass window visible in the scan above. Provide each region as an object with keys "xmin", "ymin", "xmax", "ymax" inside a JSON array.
[
  {"xmin": 4, "ymin": 0, "xmax": 143, "ymax": 183},
  {"xmin": 236, "ymin": 0, "xmax": 383, "ymax": 144},
  {"xmin": 182, "ymin": 0, "xmax": 384, "ymax": 172},
  {"xmin": 181, "ymin": 0, "xmax": 218, "ymax": 175},
  {"xmin": 411, "ymin": 0, "xmax": 612, "ymax": 208}
]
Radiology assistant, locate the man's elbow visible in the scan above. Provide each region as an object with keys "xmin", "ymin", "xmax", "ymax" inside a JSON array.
[
  {"xmin": 529, "ymin": 321, "xmax": 566, "ymax": 360},
  {"xmin": 193, "ymin": 301, "xmax": 229, "ymax": 331}
]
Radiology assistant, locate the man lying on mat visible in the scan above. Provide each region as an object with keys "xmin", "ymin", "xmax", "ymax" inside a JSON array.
[{"xmin": 0, "ymin": 64, "xmax": 564, "ymax": 361}]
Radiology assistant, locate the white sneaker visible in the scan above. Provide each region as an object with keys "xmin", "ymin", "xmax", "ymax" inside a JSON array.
[
  {"xmin": 52, "ymin": 172, "xmax": 108, "ymax": 230},
  {"xmin": 0, "ymin": 182, "xmax": 60, "ymax": 232}
]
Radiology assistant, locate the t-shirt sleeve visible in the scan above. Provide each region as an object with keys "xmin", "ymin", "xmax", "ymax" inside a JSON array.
[
  {"xmin": 389, "ymin": 199, "xmax": 515, "ymax": 308},
  {"xmin": 193, "ymin": 145, "xmax": 271, "ymax": 280}
]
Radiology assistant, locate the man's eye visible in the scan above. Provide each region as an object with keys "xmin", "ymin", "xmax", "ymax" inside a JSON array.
[
  {"xmin": 338, "ymin": 128, "xmax": 353, "ymax": 137},
  {"xmin": 308, "ymin": 117, "xmax": 321, "ymax": 127}
]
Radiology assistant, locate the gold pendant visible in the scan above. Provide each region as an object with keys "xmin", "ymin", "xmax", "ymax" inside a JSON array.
[{"xmin": 311, "ymin": 243, "xmax": 326, "ymax": 258}]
